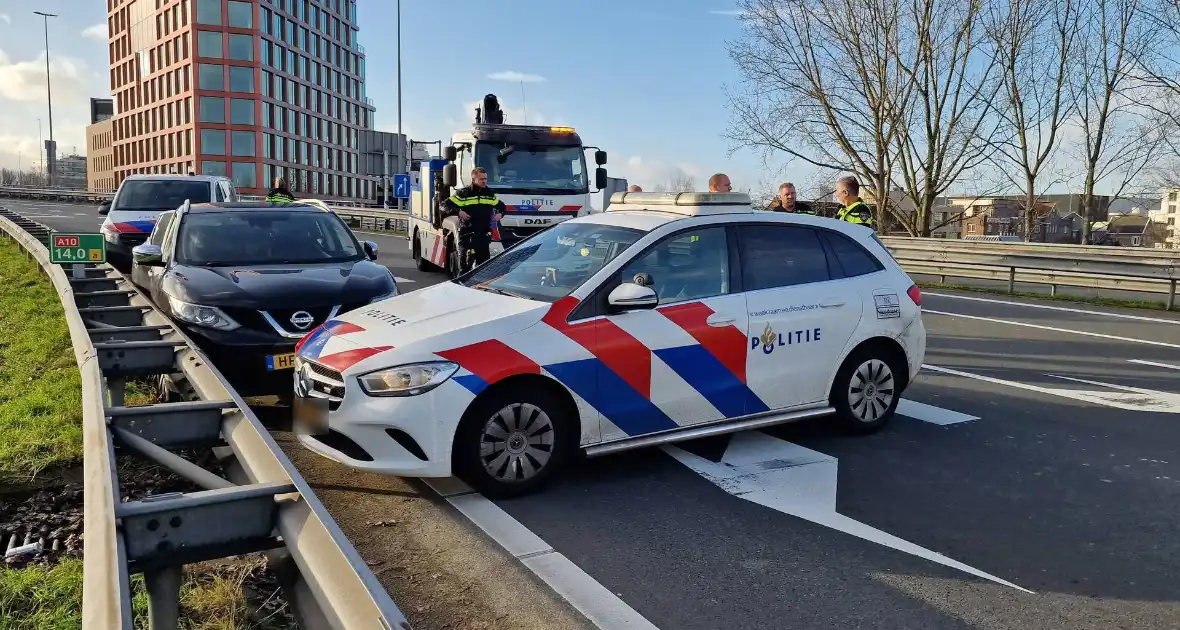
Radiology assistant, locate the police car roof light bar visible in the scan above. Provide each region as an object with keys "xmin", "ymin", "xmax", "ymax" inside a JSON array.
[{"xmin": 607, "ymin": 191, "xmax": 753, "ymax": 207}]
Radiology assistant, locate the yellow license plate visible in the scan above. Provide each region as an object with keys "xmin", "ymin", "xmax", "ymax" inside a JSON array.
[{"xmin": 266, "ymin": 353, "xmax": 297, "ymax": 370}]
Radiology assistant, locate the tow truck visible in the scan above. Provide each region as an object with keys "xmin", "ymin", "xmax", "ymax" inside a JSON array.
[{"xmin": 408, "ymin": 94, "xmax": 609, "ymax": 276}]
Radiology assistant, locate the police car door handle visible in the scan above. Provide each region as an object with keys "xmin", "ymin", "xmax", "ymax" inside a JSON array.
[
  {"xmin": 820, "ymin": 299, "xmax": 845, "ymax": 308},
  {"xmin": 706, "ymin": 314, "xmax": 736, "ymax": 327}
]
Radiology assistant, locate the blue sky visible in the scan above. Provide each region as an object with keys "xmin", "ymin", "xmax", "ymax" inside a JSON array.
[{"xmin": 0, "ymin": 0, "xmax": 783, "ymax": 194}]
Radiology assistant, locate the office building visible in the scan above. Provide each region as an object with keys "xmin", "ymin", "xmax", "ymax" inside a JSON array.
[
  {"xmin": 105, "ymin": 0, "xmax": 376, "ymax": 200},
  {"xmin": 86, "ymin": 97, "xmax": 116, "ymax": 192}
]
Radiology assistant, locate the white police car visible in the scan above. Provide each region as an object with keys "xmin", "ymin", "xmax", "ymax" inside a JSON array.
[{"xmin": 292, "ymin": 192, "xmax": 926, "ymax": 497}]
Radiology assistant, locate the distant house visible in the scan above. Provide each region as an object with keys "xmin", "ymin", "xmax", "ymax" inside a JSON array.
[{"xmin": 1096, "ymin": 215, "xmax": 1169, "ymax": 247}]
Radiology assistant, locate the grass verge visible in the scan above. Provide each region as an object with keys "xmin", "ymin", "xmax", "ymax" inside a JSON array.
[
  {"xmin": 917, "ymin": 280, "xmax": 1173, "ymax": 312},
  {"xmin": 0, "ymin": 557, "xmax": 290, "ymax": 630}
]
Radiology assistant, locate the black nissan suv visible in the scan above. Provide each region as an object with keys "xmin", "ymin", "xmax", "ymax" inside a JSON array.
[{"xmin": 128, "ymin": 201, "xmax": 398, "ymax": 396}]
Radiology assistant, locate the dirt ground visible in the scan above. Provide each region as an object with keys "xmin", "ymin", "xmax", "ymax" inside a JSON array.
[{"xmin": 269, "ymin": 429, "xmax": 593, "ymax": 630}]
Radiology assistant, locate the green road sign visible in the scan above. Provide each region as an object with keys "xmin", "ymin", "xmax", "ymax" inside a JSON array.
[{"xmin": 49, "ymin": 233, "xmax": 106, "ymax": 264}]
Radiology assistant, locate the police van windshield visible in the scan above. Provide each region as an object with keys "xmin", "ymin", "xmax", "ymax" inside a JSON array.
[
  {"xmin": 459, "ymin": 222, "xmax": 644, "ymax": 303},
  {"xmin": 474, "ymin": 144, "xmax": 588, "ymax": 194},
  {"xmin": 114, "ymin": 180, "xmax": 212, "ymax": 211}
]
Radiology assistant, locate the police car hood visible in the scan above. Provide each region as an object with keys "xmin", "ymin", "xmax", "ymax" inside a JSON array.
[{"xmin": 296, "ymin": 281, "xmax": 548, "ymax": 374}]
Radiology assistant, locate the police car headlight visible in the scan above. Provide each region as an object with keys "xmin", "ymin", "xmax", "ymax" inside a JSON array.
[
  {"xmin": 357, "ymin": 361, "xmax": 459, "ymax": 397},
  {"xmin": 167, "ymin": 296, "xmax": 240, "ymax": 331}
]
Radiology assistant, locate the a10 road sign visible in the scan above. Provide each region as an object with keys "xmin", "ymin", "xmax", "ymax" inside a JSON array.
[{"xmin": 50, "ymin": 233, "xmax": 105, "ymax": 264}]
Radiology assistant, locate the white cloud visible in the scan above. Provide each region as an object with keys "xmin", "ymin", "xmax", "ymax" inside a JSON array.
[
  {"xmin": 487, "ymin": 71, "xmax": 546, "ymax": 83},
  {"xmin": 618, "ymin": 155, "xmax": 709, "ymax": 191},
  {"xmin": 708, "ymin": 9, "xmax": 746, "ymax": 16},
  {"xmin": 81, "ymin": 23, "xmax": 107, "ymax": 41},
  {"xmin": 0, "ymin": 14, "xmax": 10, "ymax": 24}
]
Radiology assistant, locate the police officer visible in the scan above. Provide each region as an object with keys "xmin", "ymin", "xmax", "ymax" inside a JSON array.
[
  {"xmin": 834, "ymin": 175, "xmax": 875, "ymax": 229},
  {"xmin": 266, "ymin": 176, "xmax": 295, "ymax": 203},
  {"xmin": 444, "ymin": 167, "xmax": 505, "ymax": 272}
]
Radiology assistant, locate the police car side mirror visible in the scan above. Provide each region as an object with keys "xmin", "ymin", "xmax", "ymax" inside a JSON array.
[
  {"xmin": 607, "ymin": 282, "xmax": 657, "ymax": 310},
  {"xmin": 595, "ymin": 168, "xmax": 608, "ymax": 191},
  {"xmin": 98, "ymin": 200, "xmax": 111, "ymax": 216},
  {"xmin": 443, "ymin": 164, "xmax": 457, "ymax": 187}
]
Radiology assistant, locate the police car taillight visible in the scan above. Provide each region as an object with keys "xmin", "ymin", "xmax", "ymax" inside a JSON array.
[{"xmin": 906, "ymin": 284, "xmax": 922, "ymax": 307}]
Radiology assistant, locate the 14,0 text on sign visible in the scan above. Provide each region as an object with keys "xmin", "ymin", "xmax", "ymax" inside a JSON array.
[{"xmin": 49, "ymin": 233, "xmax": 106, "ymax": 265}]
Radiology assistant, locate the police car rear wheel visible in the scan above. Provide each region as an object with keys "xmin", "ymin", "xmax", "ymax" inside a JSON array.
[
  {"xmin": 830, "ymin": 350, "xmax": 900, "ymax": 434},
  {"xmin": 454, "ymin": 386, "xmax": 572, "ymax": 497}
]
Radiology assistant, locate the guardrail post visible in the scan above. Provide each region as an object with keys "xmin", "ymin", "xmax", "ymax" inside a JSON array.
[
  {"xmin": 145, "ymin": 566, "xmax": 182, "ymax": 630},
  {"xmin": 1008, "ymin": 267, "xmax": 1016, "ymax": 295},
  {"xmin": 1169, "ymin": 279, "xmax": 1177, "ymax": 311}
]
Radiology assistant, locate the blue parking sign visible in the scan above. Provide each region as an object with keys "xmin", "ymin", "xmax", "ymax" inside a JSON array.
[{"xmin": 394, "ymin": 173, "xmax": 411, "ymax": 199}]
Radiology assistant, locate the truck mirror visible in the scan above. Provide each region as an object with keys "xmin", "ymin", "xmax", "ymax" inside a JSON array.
[
  {"xmin": 595, "ymin": 150, "xmax": 608, "ymax": 166},
  {"xmin": 595, "ymin": 167, "xmax": 608, "ymax": 191},
  {"xmin": 443, "ymin": 146, "xmax": 457, "ymax": 162},
  {"xmin": 443, "ymin": 164, "xmax": 458, "ymax": 187}
]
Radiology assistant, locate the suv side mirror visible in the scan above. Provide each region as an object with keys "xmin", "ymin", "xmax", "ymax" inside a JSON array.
[
  {"xmin": 132, "ymin": 243, "xmax": 164, "ymax": 267},
  {"xmin": 98, "ymin": 201, "xmax": 111, "ymax": 216},
  {"xmin": 595, "ymin": 167, "xmax": 608, "ymax": 191},
  {"xmin": 607, "ymin": 282, "xmax": 657, "ymax": 310},
  {"xmin": 363, "ymin": 240, "xmax": 379, "ymax": 260}
]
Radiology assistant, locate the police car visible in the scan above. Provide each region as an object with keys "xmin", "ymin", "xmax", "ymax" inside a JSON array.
[{"xmin": 292, "ymin": 191, "xmax": 926, "ymax": 497}]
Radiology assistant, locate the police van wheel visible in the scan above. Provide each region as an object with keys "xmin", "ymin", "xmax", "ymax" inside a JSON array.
[
  {"xmin": 453, "ymin": 385, "xmax": 574, "ymax": 498},
  {"xmin": 829, "ymin": 347, "xmax": 902, "ymax": 434}
]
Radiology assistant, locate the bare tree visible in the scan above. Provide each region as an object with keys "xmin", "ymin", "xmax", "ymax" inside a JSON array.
[
  {"xmin": 724, "ymin": 0, "xmax": 915, "ymax": 231},
  {"xmin": 982, "ymin": 0, "xmax": 1081, "ymax": 239},
  {"xmin": 652, "ymin": 172, "xmax": 696, "ymax": 193},
  {"xmin": 1068, "ymin": 0, "xmax": 1157, "ymax": 243}
]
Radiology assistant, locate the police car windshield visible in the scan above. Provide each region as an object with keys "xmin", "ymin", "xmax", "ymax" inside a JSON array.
[
  {"xmin": 177, "ymin": 211, "xmax": 362, "ymax": 267},
  {"xmin": 475, "ymin": 144, "xmax": 589, "ymax": 194},
  {"xmin": 114, "ymin": 180, "xmax": 212, "ymax": 211},
  {"xmin": 460, "ymin": 222, "xmax": 644, "ymax": 302}
]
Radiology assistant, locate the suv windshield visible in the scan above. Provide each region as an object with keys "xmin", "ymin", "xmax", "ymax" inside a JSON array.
[
  {"xmin": 114, "ymin": 180, "xmax": 212, "ymax": 211},
  {"xmin": 177, "ymin": 210, "xmax": 363, "ymax": 267},
  {"xmin": 475, "ymin": 144, "xmax": 588, "ymax": 194},
  {"xmin": 460, "ymin": 222, "xmax": 645, "ymax": 302}
]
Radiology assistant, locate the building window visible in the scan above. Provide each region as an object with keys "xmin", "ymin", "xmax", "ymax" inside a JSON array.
[
  {"xmin": 231, "ymin": 131, "xmax": 256, "ymax": 156},
  {"xmin": 201, "ymin": 129, "xmax": 226, "ymax": 155},
  {"xmin": 228, "ymin": 34, "xmax": 253, "ymax": 61},
  {"xmin": 228, "ymin": 66, "xmax": 254, "ymax": 92},
  {"xmin": 196, "ymin": 0, "xmax": 222, "ymax": 25},
  {"xmin": 263, "ymin": 133, "xmax": 272, "ymax": 158},
  {"xmin": 198, "ymin": 63, "xmax": 224, "ymax": 90},
  {"xmin": 231, "ymin": 161, "xmax": 257, "ymax": 188},
  {"xmin": 197, "ymin": 31, "xmax": 223, "ymax": 58},
  {"xmin": 198, "ymin": 96, "xmax": 225, "ymax": 123},
  {"xmin": 230, "ymin": 98, "xmax": 254, "ymax": 125},
  {"xmin": 227, "ymin": 1, "xmax": 253, "ymax": 28},
  {"xmin": 201, "ymin": 160, "xmax": 226, "ymax": 176}
]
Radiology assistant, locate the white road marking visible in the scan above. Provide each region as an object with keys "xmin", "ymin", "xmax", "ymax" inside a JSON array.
[
  {"xmin": 896, "ymin": 399, "xmax": 979, "ymax": 425},
  {"xmin": 392, "ymin": 276, "xmax": 416, "ymax": 283},
  {"xmin": 924, "ymin": 292, "xmax": 1180, "ymax": 325},
  {"xmin": 664, "ymin": 432, "xmax": 1032, "ymax": 593},
  {"xmin": 1128, "ymin": 359, "xmax": 1180, "ymax": 371},
  {"xmin": 923, "ymin": 364, "xmax": 1180, "ymax": 413},
  {"xmin": 422, "ymin": 477, "xmax": 660, "ymax": 630},
  {"xmin": 924, "ymin": 309, "xmax": 1180, "ymax": 349}
]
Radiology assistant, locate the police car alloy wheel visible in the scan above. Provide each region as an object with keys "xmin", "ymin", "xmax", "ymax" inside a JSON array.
[
  {"xmin": 453, "ymin": 385, "xmax": 573, "ymax": 497},
  {"xmin": 830, "ymin": 348, "xmax": 902, "ymax": 433}
]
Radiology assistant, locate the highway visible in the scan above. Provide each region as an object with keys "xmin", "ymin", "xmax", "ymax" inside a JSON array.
[{"xmin": 8, "ymin": 197, "xmax": 1180, "ymax": 629}]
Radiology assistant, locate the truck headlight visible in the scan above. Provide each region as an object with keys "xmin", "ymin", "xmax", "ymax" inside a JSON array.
[
  {"xmin": 167, "ymin": 296, "xmax": 240, "ymax": 331},
  {"xmin": 357, "ymin": 361, "xmax": 459, "ymax": 397}
]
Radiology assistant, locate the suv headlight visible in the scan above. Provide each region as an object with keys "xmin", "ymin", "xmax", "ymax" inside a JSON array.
[
  {"xmin": 357, "ymin": 361, "xmax": 459, "ymax": 397},
  {"xmin": 167, "ymin": 296, "xmax": 240, "ymax": 331}
]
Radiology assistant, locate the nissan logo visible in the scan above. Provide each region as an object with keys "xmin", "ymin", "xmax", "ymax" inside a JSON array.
[{"xmin": 290, "ymin": 311, "xmax": 315, "ymax": 330}]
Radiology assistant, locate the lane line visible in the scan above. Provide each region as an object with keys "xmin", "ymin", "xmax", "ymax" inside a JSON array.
[
  {"xmin": 422, "ymin": 477, "xmax": 660, "ymax": 630},
  {"xmin": 923, "ymin": 364, "xmax": 1180, "ymax": 413},
  {"xmin": 1129, "ymin": 359, "xmax": 1180, "ymax": 371},
  {"xmin": 897, "ymin": 399, "xmax": 979, "ymax": 425},
  {"xmin": 924, "ymin": 309, "xmax": 1180, "ymax": 349},
  {"xmin": 664, "ymin": 432, "xmax": 1032, "ymax": 593},
  {"xmin": 392, "ymin": 276, "xmax": 417, "ymax": 284},
  {"xmin": 924, "ymin": 292, "xmax": 1180, "ymax": 325}
]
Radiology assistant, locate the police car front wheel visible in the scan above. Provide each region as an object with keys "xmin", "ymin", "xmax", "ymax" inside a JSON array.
[
  {"xmin": 830, "ymin": 348, "xmax": 902, "ymax": 433},
  {"xmin": 453, "ymin": 385, "xmax": 574, "ymax": 497}
]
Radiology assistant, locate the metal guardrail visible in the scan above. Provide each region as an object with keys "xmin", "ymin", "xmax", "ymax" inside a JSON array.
[
  {"xmin": 881, "ymin": 236, "xmax": 1180, "ymax": 310},
  {"xmin": 0, "ymin": 185, "xmax": 112, "ymax": 203},
  {"xmin": 0, "ymin": 206, "xmax": 410, "ymax": 630}
]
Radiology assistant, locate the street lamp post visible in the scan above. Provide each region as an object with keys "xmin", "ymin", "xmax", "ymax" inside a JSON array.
[
  {"xmin": 396, "ymin": 0, "xmax": 403, "ymax": 211},
  {"xmin": 34, "ymin": 11, "xmax": 57, "ymax": 187}
]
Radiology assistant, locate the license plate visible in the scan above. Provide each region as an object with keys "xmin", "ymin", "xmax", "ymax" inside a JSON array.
[
  {"xmin": 266, "ymin": 353, "xmax": 297, "ymax": 370},
  {"xmin": 293, "ymin": 395, "xmax": 330, "ymax": 435}
]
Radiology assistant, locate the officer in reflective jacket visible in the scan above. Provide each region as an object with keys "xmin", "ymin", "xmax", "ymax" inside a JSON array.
[
  {"xmin": 443, "ymin": 167, "xmax": 505, "ymax": 272},
  {"xmin": 833, "ymin": 175, "xmax": 875, "ymax": 229}
]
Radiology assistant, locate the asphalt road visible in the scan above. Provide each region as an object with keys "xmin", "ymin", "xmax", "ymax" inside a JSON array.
[{"xmin": 8, "ymin": 197, "xmax": 1180, "ymax": 629}]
